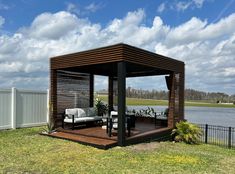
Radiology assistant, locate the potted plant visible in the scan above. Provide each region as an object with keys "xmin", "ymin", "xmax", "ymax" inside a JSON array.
[{"xmin": 95, "ymin": 98, "xmax": 108, "ymax": 116}]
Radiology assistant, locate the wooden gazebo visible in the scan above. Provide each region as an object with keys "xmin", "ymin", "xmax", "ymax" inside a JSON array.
[{"xmin": 50, "ymin": 43, "xmax": 185, "ymax": 147}]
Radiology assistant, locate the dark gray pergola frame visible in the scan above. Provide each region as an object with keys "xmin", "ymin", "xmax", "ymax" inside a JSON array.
[{"xmin": 50, "ymin": 43, "xmax": 185, "ymax": 146}]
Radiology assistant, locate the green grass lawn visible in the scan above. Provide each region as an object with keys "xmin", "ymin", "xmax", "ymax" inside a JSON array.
[
  {"xmin": 0, "ymin": 127, "xmax": 235, "ymax": 174},
  {"xmin": 97, "ymin": 95, "xmax": 235, "ymax": 108}
]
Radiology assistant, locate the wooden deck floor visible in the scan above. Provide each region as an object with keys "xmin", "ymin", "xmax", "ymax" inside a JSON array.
[
  {"xmin": 45, "ymin": 131, "xmax": 117, "ymax": 149},
  {"xmin": 44, "ymin": 121, "xmax": 171, "ymax": 149}
]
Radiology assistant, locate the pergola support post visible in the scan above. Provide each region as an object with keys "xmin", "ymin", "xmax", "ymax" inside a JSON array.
[
  {"xmin": 108, "ymin": 76, "xmax": 114, "ymax": 114},
  {"xmin": 117, "ymin": 61, "xmax": 126, "ymax": 146},
  {"xmin": 179, "ymin": 70, "xmax": 185, "ymax": 121},
  {"xmin": 50, "ymin": 69, "xmax": 57, "ymax": 128},
  {"xmin": 168, "ymin": 72, "xmax": 175, "ymax": 128}
]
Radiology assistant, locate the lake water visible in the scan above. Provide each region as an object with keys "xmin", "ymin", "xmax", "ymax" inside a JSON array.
[{"xmin": 128, "ymin": 106, "xmax": 235, "ymax": 127}]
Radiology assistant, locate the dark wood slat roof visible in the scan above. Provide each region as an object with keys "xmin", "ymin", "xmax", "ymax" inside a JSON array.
[
  {"xmin": 123, "ymin": 44, "xmax": 184, "ymax": 72},
  {"xmin": 50, "ymin": 44, "xmax": 124, "ymax": 70},
  {"xmin": 50, "ymin": 43, "xmax": 184, "ymax": 75}
]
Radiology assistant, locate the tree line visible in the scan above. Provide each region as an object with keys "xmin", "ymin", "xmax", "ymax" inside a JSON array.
[{"xmin": 98, "ymin": 87, "xmax": 235, "ymax": 103}]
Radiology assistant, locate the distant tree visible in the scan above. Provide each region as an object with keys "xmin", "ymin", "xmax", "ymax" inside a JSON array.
[{"xmin": 97, "ymin": 87, "xmax": 233, "ymax": 102}]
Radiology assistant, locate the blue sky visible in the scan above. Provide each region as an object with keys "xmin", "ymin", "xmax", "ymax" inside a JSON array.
[
  {"xmin": 2, "ymin": 0, "xmax": 235, "ymax": 32},
  {"xmin": 0, "ymin": 0, "xmax": 235, "ymax": 94},
  {"xmin": 0, "ymin": 0, "xmax": 235, "ymax": 32}
]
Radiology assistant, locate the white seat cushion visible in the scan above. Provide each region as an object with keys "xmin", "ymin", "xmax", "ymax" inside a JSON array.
[
  {"xmin": 64, "ymin": 117, "xmax": 82, "ymax": 123},
  {"xmin": 111, "ymin": 111, "xmax": 118, "ymax": 116},
  {"xmin": 110, "ymin": 117, "xmax": 128, "ymax": 129},
  {"xmin": 111, "ymin": 111, "xmax": 134, "ymax": 117},
  {"xmin": 85, "ymin": 116, "xmax": 102, "ymax": 121},
  {"xmin": 112, "ymin": 118, "xmax": 118, "ymax": 122},
  {"xmin": 64, "ymin": 116, "xmax": 102, "ymax": 123},
  {"xmin": 112, "ymin": 123, "xmax": 127, "ymax": 129}
]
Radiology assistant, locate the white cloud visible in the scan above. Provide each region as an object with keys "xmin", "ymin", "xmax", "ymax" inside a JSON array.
[
  {"xmin": 94, "ymin": 75, "xmax": 108, "ymax": 90},
  {"xmin": 66, "ymin": 2, "xmax": 80, "ymax": 15},
  {"xmin": 212, "ymin": 0, "xmax": 235, "ymax": 23},
  {"xmin": 154, "ymin": 13, "xmax": 235, "ymax": 93},
  {"xmin": 66, "ymin": 2, "xmax": 104, "ymax": 16},
  {"xmin": 223, "ymin": 67, "xmax": 235, "ymax": 76},
  {"xmin": 0, "ymin": 2, "xmax": 10, "ymax": 10},
  {"xmin": 0, "ymin": 62, "xmax": 24, "ymax": 73},
  {"xmin": 0, "ymin": 16, "xmax": 5, "ymax": 27},
  {"xmin": 170, "ymin": 0, "xmax": 206, "ymax": 12},
  {"xmin": 193, "ymin": 0, "xmax": 205, "ymax": 8},
  {"xmin": 21, "ymin": 11, "xmax": 80, "ymax": 40},
  {"xmin": 175, "ymin": 1, "xmax": 192, "ymax": 11},
  {"xmin": 0, "ymin": 9, "xmax": 235, "ymax": 94},
  {"xmin": 85, "ymin": 2, "xmax": 103, "ymax": 13},
  {"xmin": 157, "ymin": 3, "xmax": 166, "ymax": 13}
]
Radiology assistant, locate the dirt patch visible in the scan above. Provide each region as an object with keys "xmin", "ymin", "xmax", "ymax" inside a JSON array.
[{"xmin": 128, "ymin": 141, "xmax": 166, "ymax": 151}]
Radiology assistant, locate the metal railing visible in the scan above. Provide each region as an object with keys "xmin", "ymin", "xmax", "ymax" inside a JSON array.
[{"xmin": 196, "ymin": 124, "xmax": 235, "ymax": 149}]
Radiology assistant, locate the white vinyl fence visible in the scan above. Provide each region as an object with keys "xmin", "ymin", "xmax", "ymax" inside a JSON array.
[{"xmin": 0, "ymin": 88, "xmax": 49, "ymax": 130}]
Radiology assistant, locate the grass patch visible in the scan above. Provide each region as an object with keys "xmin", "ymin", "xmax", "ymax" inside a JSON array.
[
  {"xmin": 0, "ymin": 127, "xmax": 235, "ymax": 173},
  {"xmin": 97, "ymin": 95, "xmax": 235, "ymax": 108}
]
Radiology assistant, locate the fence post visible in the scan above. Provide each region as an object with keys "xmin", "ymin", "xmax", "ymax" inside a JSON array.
[
  {"xmin": 11, "ymin": 87, "xmax": 17, "ymax": 129},
  {"xmin": 205, "ymin": 124, "xmax": 208, "ymax": 144},
  {"xmin": 228, "ymin": 127, "xmax": 232, "ymax": 149},
  {"xmin": 46, "ymin": 89, "xmax": 50, "ymax": 124}
]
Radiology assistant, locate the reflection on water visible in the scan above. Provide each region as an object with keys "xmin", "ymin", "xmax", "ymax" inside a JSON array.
[{"xmin": 128, "ymin": 105, "xmax": 235, "ymax": 127}]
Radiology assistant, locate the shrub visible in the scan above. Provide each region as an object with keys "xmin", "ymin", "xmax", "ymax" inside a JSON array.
[
  {"xmin": 133, "ymin": 107, "xmax": 156, "ymax": 117},
  {"xmin": 42, "ymin": 122, "xmax": 55, "ymax": 134},
  {"xmin": 95, "ymin": 98, "xmax": 108, "ymax": 116},
  {"xmin": 172, "ymin": 121, "xmax": 202, "ymax": 144}
]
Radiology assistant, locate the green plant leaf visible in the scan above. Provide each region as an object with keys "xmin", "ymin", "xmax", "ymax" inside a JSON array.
[{"xmin": 172, "ymin": 121, "xmax": 202, "ymax": 144}]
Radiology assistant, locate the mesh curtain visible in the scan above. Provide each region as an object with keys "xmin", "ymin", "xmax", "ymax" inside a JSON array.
[
  {"xmin": 57, "ymin": 70, "xmax": 90, "ymax": 115},
  {"xmin": 113, "ymin": 78, "xmax": 118, "ymax": 107}
]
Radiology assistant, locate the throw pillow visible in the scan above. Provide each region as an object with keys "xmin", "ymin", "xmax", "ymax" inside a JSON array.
[
  {"xmin": 87, "ymin": 107, "xmax": 96, "ymax": 117},
  {"xmin": 77, "ymin": 108, "xmax": 86, "ymax": 117}
]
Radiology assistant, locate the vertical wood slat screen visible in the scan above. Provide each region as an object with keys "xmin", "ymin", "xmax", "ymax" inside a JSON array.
[
  {"xmin": 57, "ymin": 70, "xmax": 90, "ymax": 116},
  {"xmin": 174, "ymin": 73, "xmax": 180, "ymax": 123},
  {"xmin": 113, "ymin": 78, "xmax": 118, "ymax": 108}
]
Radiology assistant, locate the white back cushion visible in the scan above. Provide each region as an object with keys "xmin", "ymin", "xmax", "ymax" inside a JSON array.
[
  {"xmin": 113, "ymin": 106, "xmax": 118, "ymax": 111},
  {"xmin": 65, "ymin": 108, "xmax": 78, "ymax": 118},
  {"xmin": 76, "ymin": 108, "xmax": 86, "ymax": 117},
  {"xmin": 87, "ymin": 107, "xmax": 96, "ymax": 117}
]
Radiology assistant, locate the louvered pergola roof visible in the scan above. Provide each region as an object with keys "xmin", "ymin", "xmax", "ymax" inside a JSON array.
[{"xmin": 50, "ymin": 43, "xmax": 184, "ymax": 77}]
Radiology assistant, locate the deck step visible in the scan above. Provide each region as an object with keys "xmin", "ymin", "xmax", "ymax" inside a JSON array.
[
  {"xmin": 57, "ymin": 127, "xmax": 117, "ymax": 141},
  {"xmin": 44, "ymin": 132, "xmax": 117, "ymax": 149}
]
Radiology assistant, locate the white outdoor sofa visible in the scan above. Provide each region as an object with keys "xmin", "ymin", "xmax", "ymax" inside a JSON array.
[{"xmin": 62, "ymin": 107, "xmax": 102, "ymax": 130}]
